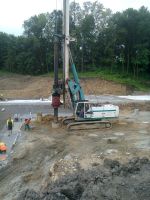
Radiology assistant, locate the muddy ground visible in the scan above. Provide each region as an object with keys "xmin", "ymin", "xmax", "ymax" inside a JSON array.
[
  {"xmin": 18, "ymin": 157, "xmax": 150, "ymax": 200},
  {"xmin": 0, "ymin": 106, "xmax": 150, "ymax": 200},
  {"xmin": 0, "ymin": 74, "xmax": 150, "ymax": 200}
]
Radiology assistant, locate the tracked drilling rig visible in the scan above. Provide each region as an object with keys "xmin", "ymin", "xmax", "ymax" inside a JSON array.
[{"xmin": 52, "ymin": 0, "xmax": 119, "ymax": 130}]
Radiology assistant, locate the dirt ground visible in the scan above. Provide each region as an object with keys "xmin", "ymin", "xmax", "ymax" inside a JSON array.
[
  {"xmin": 0, "ymin": 74, "xmax": 134, "ymax": 100},
  {"xmin": 0, "ymin": 108, "xmax": 149, "ymax": 200},
  {"xmin": 0, "ymin": 74, "xmax": 150, "ymax": 200}
]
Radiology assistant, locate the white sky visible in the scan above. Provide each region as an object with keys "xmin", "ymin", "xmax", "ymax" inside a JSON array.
[{"xmin": 0, "ymin": 0, "xmax": 149, "ymax": 36}]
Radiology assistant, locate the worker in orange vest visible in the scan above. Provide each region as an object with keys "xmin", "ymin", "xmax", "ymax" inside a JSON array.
[
  {"xmin": 24, "ymin": 118, "xmax": 31, "ymax": 131},
  {"xmin": 0, "ymin": 142, "xmax": 7, "ymax": 153}
]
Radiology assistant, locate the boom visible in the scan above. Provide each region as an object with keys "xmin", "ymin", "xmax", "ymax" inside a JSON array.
[{"xmin": 67, "ymin": 63, "xmax": 85, "ymax": 108}]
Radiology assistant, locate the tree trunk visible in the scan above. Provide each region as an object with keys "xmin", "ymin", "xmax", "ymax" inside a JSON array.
[
  {"xmin": 133, "ymin": 64, "xmax": 136, "ymax": 78},
  {"xmin": 127, "ymin": 53, "xmax": 129, "ymax": 74},
  {"xmin": 122, "ymin": 62, "xmax": 124, "ymax": 73},
  {"xmin": 81, "ymin": 50, "xmax": 84, "ymax": 72},
  {"xmin": 136, "ymin": 64, "xmax": 139, "ymax": 79},
  {"xmin": 126, "ymin": 46, "xmax": 130, "ymax": 74}
]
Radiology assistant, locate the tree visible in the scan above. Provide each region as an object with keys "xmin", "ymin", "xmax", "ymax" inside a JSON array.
[
  {"xmin": 0, "ymin": 1, "xmax": 149, "ymax": 79},
  {"xmin": 23, "ymin": 13, "xmax": 53, "ymax": 73},
  {"xmin": 70, "ymin": 1, "xmax": 112, "ymax": 71},
  {"xmin": 109, "ymin": 7, "xmax": 150, "ymax": 77},
  {"xmin": 5, "ymin": 35, "xmax": 17, "ymax": 72}
]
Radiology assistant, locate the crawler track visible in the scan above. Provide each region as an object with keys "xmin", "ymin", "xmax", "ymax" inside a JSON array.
[
  {"xmin": 62, "ymin": 117, "xmax": 112, "ymax": 130},
  {"xmin": 62, "ymin": 117, "xmax": 75, "ymax": 125},
  {"xmin": 67, "ymin": 120, "xmax": 111, "ymax": 130}
]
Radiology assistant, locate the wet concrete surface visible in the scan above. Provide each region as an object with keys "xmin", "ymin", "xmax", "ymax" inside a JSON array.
[
  {"xmin": 0, "ymin": 121, "xmax": 22, "ymax": 165},
  {"xmin": 0, "ymin": 104, "xmax": 72, "ymax": 129}
]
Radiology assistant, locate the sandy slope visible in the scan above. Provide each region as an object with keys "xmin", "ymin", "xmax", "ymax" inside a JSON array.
[{"xmin": 0, "ymin": 74, "xmax": 131, "ymax": 99}]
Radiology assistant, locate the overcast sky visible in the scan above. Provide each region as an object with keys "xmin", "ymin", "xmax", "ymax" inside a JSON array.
[{"xmin": 0, "ymin": 0, "xmax": 149, "ymax": 36}]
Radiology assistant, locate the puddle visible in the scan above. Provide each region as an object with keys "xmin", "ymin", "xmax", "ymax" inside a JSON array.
[
  {"xmin": 134, "ymin": 136, "xmax": 150, "ymax": 150},
  {"xmin": 0, "ymin": 154, "xmax": 7, "ymax": 161},
  {"xmin": 114, "ymin": 132, "xmax": 125, "ymax": 136},
  {"xmin": 105, "ymin": 149, "xmax": 118, "ymax": 154},
  {"xmin": 0, "ymin": 154, "xmax": 8, "ymax": 170},
  {"xmin": 139, "ymin": 130, "xmax": 148, "ymax": 134},
  {"xmin": 89, "ymin": 134, "xmax": 98, "ymax": 137}
]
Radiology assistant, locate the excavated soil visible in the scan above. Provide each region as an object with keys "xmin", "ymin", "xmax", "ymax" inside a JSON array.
[
  {"xmin": 18, "ymin": 157, "xmax": 150, "ymax": 200},
  {"xmin": 0, "ymin": 74, "xmax": 133, "ymax": 99}
]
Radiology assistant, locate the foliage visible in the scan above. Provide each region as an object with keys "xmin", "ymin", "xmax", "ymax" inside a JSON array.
[
  {"xmin": 0, "ymin": 1, "xmax": 149, "ymax": 85},
  {"xmin": 79, "ymin": 69, "xmax": 150, "ymax": 91}
]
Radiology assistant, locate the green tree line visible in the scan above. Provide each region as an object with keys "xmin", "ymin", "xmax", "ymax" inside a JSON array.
[{"xmin": 0, "ymin": 1, "xmax": 150, "ymax": 79}]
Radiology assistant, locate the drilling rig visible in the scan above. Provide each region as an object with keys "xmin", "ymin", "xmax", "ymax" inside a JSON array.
[{"xmin": 52, "ymin": 0, "xmax": 119, "ymax": 130}]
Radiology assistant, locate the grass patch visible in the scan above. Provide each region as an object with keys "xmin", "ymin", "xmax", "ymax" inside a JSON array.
[
  {"xmin": 0, "ymin": 69, "xmax": 149, "ymax": 91},
  {"xmin": 78, "ymin": 70, "xmax": 150, "ymax": 91},
  {"xmin": 0, "ymin": 70, "xmax": 11, "ymax": 76}
]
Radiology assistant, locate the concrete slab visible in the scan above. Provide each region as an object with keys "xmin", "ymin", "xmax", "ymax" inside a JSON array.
[{"xmin": 0, "ymin": 121, "xmax": 22, "ymax": 163}]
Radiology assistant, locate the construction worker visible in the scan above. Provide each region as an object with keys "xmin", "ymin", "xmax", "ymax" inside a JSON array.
[
  {"xmin": 24, "ymin": 118, "xmax": 31, "ymax": 131},
  {"xmin": 0, "ymin": 93, "xmax": 4, "ymax": 101},
  {"xmin": 0, "ymin": 142, "xmax": 7, "ymax": 153},
  {"xmin": 79, "ymin": 108, "xmax": 84, "ymax": 118},
  {"xmin": 7, "ymin": 117, "xmax": 13, "ymax": 136},
  {"xmin": 14, "ymin": 113, "xmax": 19, "ymax": 122}
]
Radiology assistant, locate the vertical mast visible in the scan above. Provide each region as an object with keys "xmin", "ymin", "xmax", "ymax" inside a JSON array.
[
  {"xmin": 53, "ymin": 36, "xmax": 59, "ymax": 122},
  {"xmin": 63, "ymin": 0, "xmax": 69, "ymax": 83},
  {"xmin": 52, "ymin": 9, "xmax": 61, "ymax": 124}
]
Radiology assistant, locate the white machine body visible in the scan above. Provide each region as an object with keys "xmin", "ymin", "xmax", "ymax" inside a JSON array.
[{"xmin": 75, "ymin": 102, "xmax": 119, "ymax": 120}]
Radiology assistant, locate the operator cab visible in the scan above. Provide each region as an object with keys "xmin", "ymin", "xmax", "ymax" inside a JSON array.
[{"xmin": 75, "ymin": 101, "xmax": 93, "ymax": 120}]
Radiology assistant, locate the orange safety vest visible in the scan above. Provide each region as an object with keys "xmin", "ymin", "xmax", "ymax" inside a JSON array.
[{"xmin": 0, "ymin": 144, "xmax": 7, "ymax": 151}]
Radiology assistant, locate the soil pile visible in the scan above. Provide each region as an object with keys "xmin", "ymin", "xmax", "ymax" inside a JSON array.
[{"xmin": 18, "ymin": 157, "xmax": 150, "ymax": 200}]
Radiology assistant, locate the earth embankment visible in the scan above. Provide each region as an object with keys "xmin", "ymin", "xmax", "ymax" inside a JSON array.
[{"xmin": 0, "ymin": 74, "xmax": 133, "ymax": 100}]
